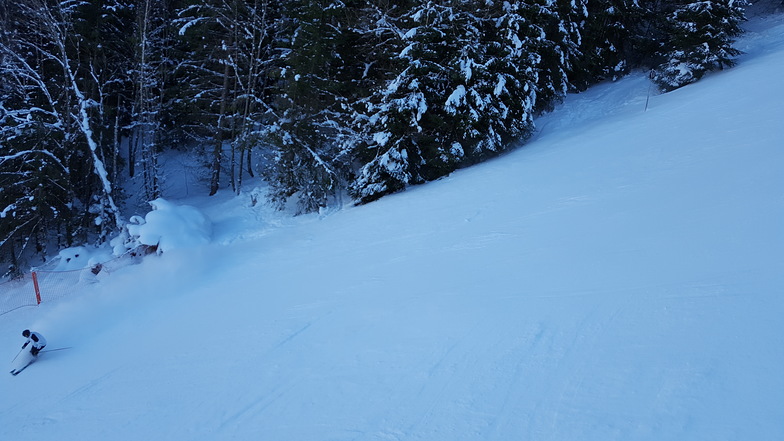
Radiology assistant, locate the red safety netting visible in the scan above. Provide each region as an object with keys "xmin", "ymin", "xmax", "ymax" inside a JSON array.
[{"xmin": 1, "ymin": 251, "xmax": 142, "ymax": 316}]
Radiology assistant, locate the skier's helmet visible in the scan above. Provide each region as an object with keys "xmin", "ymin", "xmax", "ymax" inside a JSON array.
[{"xmin": 22, "ymin": 329, "xmax": 30, "ymax": 338}]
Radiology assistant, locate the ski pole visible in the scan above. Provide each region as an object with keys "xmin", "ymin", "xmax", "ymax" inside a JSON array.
[
  {"xmin": 40, "ymin": 347, "xmax": 72, "ymax": 353},
  {"xmin": 10, "ymin": 347, "xmax": 25, "ymax": 364}
]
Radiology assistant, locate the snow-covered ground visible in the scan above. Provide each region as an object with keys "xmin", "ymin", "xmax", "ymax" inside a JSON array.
[{"xmin": 2, "ymin": 13, "xmax": 784, "ymax": 441}]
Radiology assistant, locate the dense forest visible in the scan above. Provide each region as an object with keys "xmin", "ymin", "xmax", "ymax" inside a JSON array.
[{"xmin": 0, "ymin": 0, "xmax": 746, "ymax": 276}]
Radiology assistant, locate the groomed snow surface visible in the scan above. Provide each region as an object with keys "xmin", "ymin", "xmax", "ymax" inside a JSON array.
[{"xmin": 2, "ymin": 15, "xmax": 784, "ymax": 441}]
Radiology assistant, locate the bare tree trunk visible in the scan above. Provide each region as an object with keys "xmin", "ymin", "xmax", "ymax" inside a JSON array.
[
  {"xmin": 234, "ymin": 0, "xmax": 267, "ymax": 194},
  {"xmin": 113, "ymin": 95, "xmax": 121, "ymax": 185},
  {"xmin": 230, "ymin": 139, "xmax": 237, "ymax": 194},
  {"xmin": 137, "ymin": 0, "xmax": 160, "ymax": 201},
  {"xmin": 237, "ymin": 142, "xmax": 244, "ymax": 192},
  {"xmin": 209, "ymin": 58, "xmax": 232, "ymax": 196},
  {"xmin": 246, "ymin": 149, "xmax": 254, "ymax": 177},
  {"xmin": 230, "ymin": 59, "xmax": 240, "ymax": 194},
  {"xmin": 128, "ymin": 127, "xmax": 136, "ymax": 178}
]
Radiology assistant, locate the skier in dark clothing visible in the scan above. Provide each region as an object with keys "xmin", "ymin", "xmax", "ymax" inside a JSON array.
[{"xmin": 21, "ymin": 329, "xmax": 47, "ymax": 356}]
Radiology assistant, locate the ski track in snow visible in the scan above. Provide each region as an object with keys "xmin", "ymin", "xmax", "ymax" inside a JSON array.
[{"xmin": 1, "ymin": 13, "xmax": 784, "ymax": 441}]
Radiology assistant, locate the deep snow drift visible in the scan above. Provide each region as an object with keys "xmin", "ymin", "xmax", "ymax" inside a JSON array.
[{"xmin": 1, "ymin": 14, "xmax": 783, "ymax": 441}]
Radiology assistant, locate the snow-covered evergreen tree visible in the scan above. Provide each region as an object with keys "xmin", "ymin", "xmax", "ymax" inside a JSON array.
[
  {"xmin": 653, "ymin": 0, "xmax": 746, "ymax": 91},
  {"xmin": 350, "ymin": 0, "xmax": 544, "ymax": 204},
  {"xmin": 261, "ymin": 0, "xmax": 358, "ymax": 214},
  {"xmin": 0, "ymin": 0, "xmax": 123, "ymax": 271},
  {"xmin": 469, "ymin": 0, "xmax": 541, "ymax": 152},
  {"xmin": 570, "ymin": 0, "xmax": 636, "ymax": 89},
  {"xmin": 1, "ymin": 3, "xmax": 69, "ymax": 272},
  {"xmin": 529, "ymin": 0, "xmax": 586, "ymax": 110}
]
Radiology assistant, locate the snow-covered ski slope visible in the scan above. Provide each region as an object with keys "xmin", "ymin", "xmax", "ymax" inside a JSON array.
[{"xmin": 2, "ymin": 14, "xmax": 784, "ymax": 441}]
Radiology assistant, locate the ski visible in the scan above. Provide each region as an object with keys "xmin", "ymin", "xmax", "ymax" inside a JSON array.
[
  {"xmin": 10, "ymin": 347, "xmax": 69, "ymax": 375},
  {"xmin": 10, "ymin": 361, "xmax": 33, "ymax": 376}
]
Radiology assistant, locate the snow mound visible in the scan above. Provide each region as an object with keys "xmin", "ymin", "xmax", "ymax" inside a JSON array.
[
  {"xmin": 126, "ymin": 198, "xmax": 212, "ymax": 253},
  {"xmin": 52, "ymin": 247, "xmax": 113, "ymax": 271}
]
